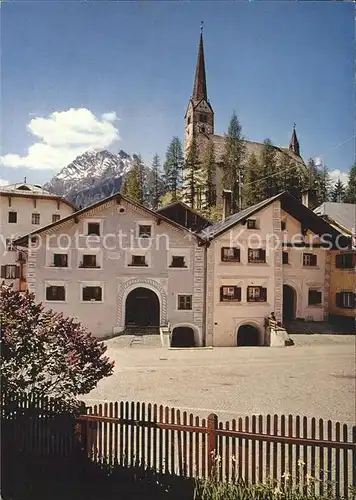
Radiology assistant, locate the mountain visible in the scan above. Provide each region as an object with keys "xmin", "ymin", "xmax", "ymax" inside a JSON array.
[{"xmin": 44, "ymin": 149, "xmax": 139, "ymax": 208}]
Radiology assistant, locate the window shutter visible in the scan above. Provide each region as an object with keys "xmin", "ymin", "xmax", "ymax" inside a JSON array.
[
  {"xmin": 235, "ymin": 287, "xmax": 241, "ymax": 301},
  {"xmin": 311, "ymin": 254, "xmax": 317, "ymax": 266},
  {"xmin": 353, "ymin": 294, "xmax": 356, "ymax": 309},
  {"xmin": 234, "ymin": 248, "xmax": 240, "ymax": 261},
  {"xmin": 221, "ymin": 248, "xmax": 225, "ymax": 261},
  {"xmin": 316, "ymin": 291, "xmax": 322, "ymax": 304},
  {"xmin": 335, "ymin": 293, "xmax": 342, "ymax": 307},
  {"xmin": 260, "ymin": 249, "xmax": 266, "ymax": 262},
  {"xmin": 220, "ymin": 287, "xmax": 224, "ymax": 301},
  {"xmin": 261, "ymin": 287, "xmax": 267, "ymax": 301},
  {"xmin": 15, "ymin": 266, "xmax": 20, "ymax": 279},
  {"xmin": 335, "ymin": 255, "xmax": 342, "ymax": 268},
  {"xmin": 1, "ymin": 266, "xmax": 6, "ymax": 279}
]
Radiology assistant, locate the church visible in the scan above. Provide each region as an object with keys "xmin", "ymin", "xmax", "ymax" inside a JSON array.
[{"xmin": 184, "ymin": 27, "xmax": 307, "ymax": 206}]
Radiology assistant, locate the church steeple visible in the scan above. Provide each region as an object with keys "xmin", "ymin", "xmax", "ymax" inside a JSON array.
[
  {"xmin": 192, "ymin": 23, "xmax": 208, "ymax": 102},
  {"xmin": 289, "ymin": 123, "xmax": 300, "ymax": 156}
]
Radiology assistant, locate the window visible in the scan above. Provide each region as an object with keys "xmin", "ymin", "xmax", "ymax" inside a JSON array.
[
  {"xmin": 32, "ymin": 213, "xmax": 40, "ymax": 225},
  {"xmin": 82, "ymin": 286, "xmax": 102, "ymax": 302},
  {"xmin": 138, "ymin": 225, "xmax": 152, "ymax": 238},
  {"xmin": 247, "ymin": 286, "xmax": 267, "ymax": 302},
  {"xmin": 178, "ymin": 295, "xmax": 192, "ymax": 310},
  {"xmin": 248, "ymin": 248, "xmax": 266, "ymax": 263},
  {"xmin": 336, "ymin": 253, "xmax": 355, "ymax": 269},
  {"xmin": 1, "ymin": 265, "xmax": 19, "ymax": 279},
  {"xmin": 129, "ymin": 255, "xmax": 147, "ymax": 267},
  {"xmin": 308, "ymin": 289, "xmax": 322, "ymax": 306},
  {"xmin": 187, "ymin": 116, "xmax": 191, "ymax": 125},
  {"xmin": 52, "ymin": 214, "xmax": 61, "ymax": 223},
  {"xmin": 220, "ymin": 286, "xmax": 241, "ymax": 302},
  {"xmin": 53, "ymin": 254, "xmax": 68, "ymax": 268},
  {"xmin": 246, "ymin": 219, "xmax": 258, "ymax": 230},
  {"xmin": 303, "ymin": 253, "xmax": 317, "ymax": 267},
  {"xmin": 8, "ymin": 212, "xmax": 17, "ymax": 223},
  {"xmin": 87, "ymin": 222, "xmax": 100, "ymax": 236},
  {"xmin": 46, "ymin": 286, "xmax": 65, "ymax": 301},
  {"xmin": 282, "ymin": 251, "xmax": 289, "ymax": 265},
  {"xmin": 170, "ymin": 256, "xmax": 186, "ymax": 268},
  {"xmin": 281, "ymin": 221, "xmax": 286, "ymax": 231},
  {"xmin": 5, "ymin": 238, "xmax": 15, "ymax": 251},
  {"xmin": 336, "ymin": 292, "xmax": 355, "ymax": 309},
  {"xmin": 221, "ymin": 247, "xmax": 240, "ymax": 262},
  {"xmin": 80, "ymin": 254, "xmax": 98, "ymax": 268}
]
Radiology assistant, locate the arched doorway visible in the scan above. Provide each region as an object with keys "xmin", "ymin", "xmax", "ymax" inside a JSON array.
[
  {"xmin": 237, "ymin": 325, "xmax": 260, "ymax": 346},
  {"xmin": 283, "ymin": 285, "xmax": 296, "ymax": 323},
  {"xmin": 171, "ymin": 327, "xmax": 196, "ymax": 347},
  {"xmin": 125, "ymin": 287, "xmax": 160, "ymax": 331}
]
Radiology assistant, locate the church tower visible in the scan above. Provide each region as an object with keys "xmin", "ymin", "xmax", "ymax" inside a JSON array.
[
  {"xmin": 185, "ymin": 24, "xmax": 214, "ymax": 156},
  {"xmin": 289, "ymin": 123, "xmax": 300, "ymax": 157}
]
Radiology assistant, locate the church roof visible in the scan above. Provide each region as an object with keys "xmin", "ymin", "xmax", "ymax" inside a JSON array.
[
  {"xmin": 208, "ymin": 134, "xmax": 306, "ymax": 167},
  {"xmin": 192, "ymin": 31, "xmax": 208, "ymax": 102}
]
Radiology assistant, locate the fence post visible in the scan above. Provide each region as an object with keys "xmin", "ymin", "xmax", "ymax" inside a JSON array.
[{"xmin": 207, "ymin": 413, "xmax": 218, "ymax": 477}]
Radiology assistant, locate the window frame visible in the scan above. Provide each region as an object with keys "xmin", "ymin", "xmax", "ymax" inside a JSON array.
[
  {"xmin": 80, "ymin": 254, "xmax": 99, "ymax": 269},
  {"xmin": 282, "ymin": 251, "xmax": 289, "ymax": 265},
  {"xmin": 336, "ymin": 291, "xmax": 355, "ymax": 309},
  {"xmin": 308, "ymin": 289, "xmax": 322, "ymax": 306},
  {"xmin": 8, "ymin": 211, "xmax": 17, "ymax": 224},
  {"xmin": 247, "ymin": 286, "xmax": 267, "ymax": 303},
  {"xmin": 335, "ymin": 253, "xmax": 355, "ymax": 269},
  {"xmin": 246, "ymin": 218, "xmax": 258, "ymax": 230},
  {"xmin": 1, "ymin": 265, "xmax": 19, "ymax": 280},
  {"xmin": 177, "ymin": 294, "xmax": 193, "ymax": 311},
  {"xmin": 303, "ymin": 253, "xmax": 317, "ymax": 267},
  {"xmin": 32, "ymin": 213, "xmax": 40, "ymax": 225},
  {"xmin": 169, "ymin": 256, "xmax": 186, "ymax": 268},
  {"xmin": 221, "ymin": 247, "xmax": 241, "ymax": 263},
  {"xmin": 53, "ymin": 253, "xmax": 68, "ymax": 268},
  {"xmin": 45, "ymin": 284, "xmax": 66, "ymax": 302},
  {"xmin": 52, "ymin": 214, "xmax": 61, "ymax": 223},
  {"xmin": 129, "ymin": 255, "xmax": 148, "ymax": 267},
  {"xmin": 248, "ymin": 248, "xmax": 266, "ymax": 264},
  {"xmin": 219, "ymin": 286, "xmax": 241, "ymax": 302}
]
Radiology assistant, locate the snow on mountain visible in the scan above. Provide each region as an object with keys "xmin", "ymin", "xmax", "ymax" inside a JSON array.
[{"xmin": 44, "ymin": 149, "xmax": 138, "ymax": 208}]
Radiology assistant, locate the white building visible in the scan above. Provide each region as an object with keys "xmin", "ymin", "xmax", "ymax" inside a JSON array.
[
  {"xmin": 199, "ymin": 191, "xmax": 348, "ymax": 347},
  {"xmin": 14, "ymin": 193, "xmax": 205, "ymax": 345},
  {"xmin": 0, "ymin": 182, "xmax": 75, "ymax": 291}
]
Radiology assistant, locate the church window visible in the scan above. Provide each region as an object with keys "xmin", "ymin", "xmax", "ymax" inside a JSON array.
[
  {"xmin": 187, "ymin": 116, "xmax": 191, "ymax": 125},
  {"xmin": 201, "ymin": 125, "xmax": 206, "ymax": 133}
]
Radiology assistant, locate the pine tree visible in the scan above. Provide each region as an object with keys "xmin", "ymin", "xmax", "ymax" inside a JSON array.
[
  {"xmin": 259, "ymin": 139, "xmax": 280, "ymax": 199},
  {"xmin": 345, "ymin": 163, "xmax": 356, "ymax": 203},
  {"xmin": 121, "ymin": 161, "xmax": 142, "ymax": 203},
  {"xmin": 182, "ymin": 136, "xmax": 203, "ymax": 209},
  {"xmin": 201, "ymin": 141, "xmax": 216, "ymax": 213},
  {"xmin": 243, "ymin": 152, "xmax": 264, "ymax": 206},
  {"xmin": 222, "ymin": 112, "xmax": 246, "ymax": 212},
  {"xmin": 146, "ymin": 153, "xmax": 165, "ymax": 209},
  {"xmin": 306, "ymin": 158, "xmax": 332, "ymax": 206},
  {"xmin": 163, "ymin": 137, "xmax": 184, "ymax": 201},
  {"xmin": 330, "ymin": 179, "xmax": 346, "ymax": 203},
  {"xmin": 278, "ymin": 155, "xmax": 304, "ymax": 200}
]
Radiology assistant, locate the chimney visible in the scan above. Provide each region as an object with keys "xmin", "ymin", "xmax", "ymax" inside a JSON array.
[
  {"xmin": 222, "ymin": 189, "xmax": 232, "ymax": 220},
  {"xmin": 301, "ymin": 189, "xmax": 309, "ymax": 208}
]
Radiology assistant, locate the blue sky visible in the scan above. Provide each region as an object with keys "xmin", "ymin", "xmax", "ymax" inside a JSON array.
[{"xmin": 0, "ymin": 1, "xmax": 354, "ymax": 187}]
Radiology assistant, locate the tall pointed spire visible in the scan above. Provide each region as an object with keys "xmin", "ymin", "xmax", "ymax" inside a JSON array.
[
  {"xmin": 289, "ymin": 123, "xmax": 300, "ymax": 156},
  {"xmin": 192, "ymin": 22, "xmax": 207, "ymax": 102}
]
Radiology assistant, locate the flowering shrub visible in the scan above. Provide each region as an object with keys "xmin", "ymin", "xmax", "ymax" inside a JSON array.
[{"xmin": 0, "ymin": 284, "xmax": 114, "ymax": 402}]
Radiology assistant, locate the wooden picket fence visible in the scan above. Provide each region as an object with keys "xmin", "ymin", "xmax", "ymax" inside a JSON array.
[{"xmin": 2, "ymin": 394, "xmax": 356, "ymax": 498}]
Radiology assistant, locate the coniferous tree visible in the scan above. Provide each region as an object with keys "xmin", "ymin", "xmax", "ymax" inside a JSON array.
[
  {"xmin": 306, "ymin": 158, "xmax": 331, "ymax": 206},
  {"xmin": 201, "ymin": 141, "xmax": 216, "ymax": 214},
  {"xmin": 345, "ymin": 163, "xmax": 356, "ymax": 203},
  {"xmin": 259, "ymin": 139, "xmax": 280, "ymax": 199},
  {"xmin": 121, "ymin": 161, "xmax": 142, "ymax": 203},
  {"xmin": 243, "ymin": 152, "xmax": 264, "ymax": 206},
  {"xmin": 222, "ymin": 112, "xmax": 246, "ymax": 212},
  {"xmin": 330, "ymin": 179, "xmax": 346, "ymax": 203},
  {"xmin": 182, "ymin": 136, "xmax": 203, "ymax": 209},
  {"xmin": 164, "ymin": 137, "xmax": 184, "ymax": 201},
  {"xmin": 278, "ymin": 155, "xmax": 304, "ymax": 200},
  {"xmin": 146, "ymin": 153, "xmax": 165, "ymax": 209}
]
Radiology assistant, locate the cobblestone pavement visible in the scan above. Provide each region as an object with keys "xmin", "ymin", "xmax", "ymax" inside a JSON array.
[{"xmin": 83, "ymin": 335, "xmax": 355, "ymax": 425}]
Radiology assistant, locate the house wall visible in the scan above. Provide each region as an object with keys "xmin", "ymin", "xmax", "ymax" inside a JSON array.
[
  {"xmin": 206, "ymin": 203, "xmax": 279, "ymax": 347},
  {"xmin": 281, "ymin": 211, "xmax": 327, "ymax": 322},
  {"xmin": 328, "ymin": 249, "xmax": 356, "ymax": 318},
  {"xmin": 0, "ymin": 194, "xmax": 74, "ymax": 290},
  {"xmin": 27, "ymin": 198, "xmax": 204, "ymax": 342}
]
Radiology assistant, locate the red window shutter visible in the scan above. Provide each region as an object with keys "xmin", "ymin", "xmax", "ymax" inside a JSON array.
[
  {"xmin": 261, "ymin": 287, "xmax": 267, "ymax": 301},
  {"xmin": 1, "ymin": 266, "xmax": 6, "ymax": 279}
]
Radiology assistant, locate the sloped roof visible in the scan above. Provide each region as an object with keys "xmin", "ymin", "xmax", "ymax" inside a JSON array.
[
  {"xmin": 209, "ymin": 134, "xmax": 306, "ymax": 168},
  {"xmin": 199, "ymin": 191, "xmax": 350, "ymax": 246},
  {"xmin": 0, "ymin": 183, "xmax": 76, "ymax": 209},
  {"xmin": 314, "ymin": 202, "xmax": 356, "ymax": 233},
  {"xmin": 14, "ymin": 191, "xmax": 204, "ymax": 246}
]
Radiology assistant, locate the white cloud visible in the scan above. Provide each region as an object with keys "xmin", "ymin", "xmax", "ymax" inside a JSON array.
[
  {"xmin": 329, "ymin": 169, "xmax": 349, "ymax": 186},
  {"xmin": 314, "ymin": 157, "xmax": 323, "ymax": 167},
  {"xmin": 0, "ymin": 178, "xmax": 9, "ymax": 186},
  {"xmin": 0, "ymin": 108, "xmax": 120, "ymax": 170}
]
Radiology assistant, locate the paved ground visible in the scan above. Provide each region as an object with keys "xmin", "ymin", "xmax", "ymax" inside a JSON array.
[{"xmin": 83, "ymin": 335, "xmax": 355, "ymax": 425}]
